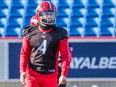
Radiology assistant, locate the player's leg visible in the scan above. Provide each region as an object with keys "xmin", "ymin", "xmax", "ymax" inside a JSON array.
[{"xmin": 25, "ymin": 76, "xmax": 40, "ymax": 87}]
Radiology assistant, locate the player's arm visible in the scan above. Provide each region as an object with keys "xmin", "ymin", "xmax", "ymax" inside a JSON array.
[
  {"xmin": 20, "ymin": 37, "xmax": 31, "ymax": 73},
  {"xmin": 20, "ymin": 31, "xmax": 31, "ymax": 85},
  {"xmin": 58, "ymin": 29, "xmax": 72, "ymax": 85},
  {"xmin": 20, "ymin": 36, "xmax": 31, "ymax": 85},
  {"xmin": 59, "ymin": 38, "xmax": 72, "ymax": 77}
]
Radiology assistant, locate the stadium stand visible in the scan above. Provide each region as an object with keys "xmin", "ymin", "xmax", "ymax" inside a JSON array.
[{"xmin": 0, "ymin": 0, "xmax": 115, "ymax": 37}]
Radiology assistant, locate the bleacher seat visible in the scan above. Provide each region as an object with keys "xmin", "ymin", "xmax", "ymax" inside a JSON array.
[
  {"xmin": 103, "ymin": 0, "xmax": 115, "ymax": 7},
  {"xmin": 101, "ymin": 16, "xmax": 115, "ymax": 27},
  {"xmin": 24, "ymin": 16, "xmax": 32, "ymax": 27},
  {"xmin": 0, "ymin": 27, "xmax": 5, "ymax": 37},
  {"xmin": 72, "ymin": 7, "xmax": 86, "ymax": 17},
  {"xmin": 27, "ymin": 0, "xmax": 41, "ymax": 8},
  {"xmin": 56, "ymin": 17, "xmax": 69, "ymax": 27},
  {"xmin": 85, "ymin": 26, "xmax": 99, "ymax": 36},
  {"xmin": 0, "ymin": 8, "xmax": 9, "ymax": 18},
  {"xmin": 87, "ymin": 7, "xmax": 101, "ymax": 17},
  {"xmin": 88, "ymin": 0, "xmax": 102, "ymax": 8},
  {"xmin": 57, "ymin": 7, "xmax": 71, "ymax": 17},
  {"xmin": 73, "ymin": 0, "xmax": 87, "ymax": 8},
  {"xmin": 6, "ymin": 26, "xmax": 22, "ymax": 37},
  {"xmin": 0, "ymin": 20, "xmax": 4, "ymax": 27},
  {"xmin": 100, "ymin": 26, "xmax": 115, "ymax": 36},
  {"xmin": 86, "ymin": 17, "xmax": 99, "ymax": 27},
  {"xmin": 6, "ymin": 16, "xmax": 23, "ymax": 37},
  {"xmin": 8, "ymin": 17, "xmax": 23, "ymax": 27},
  {"xmin": 70, "ymin": 16, "xmax": 85, "ymax": 27},
  {"xmin": 58, "ymin": 0, "xmax": 73, "ymax": 8},
  {"xmin": 0, "ymin": 0, "xmax": 11, "ymax": 8},
  {"xmin": 12, "ymin": 0, "xmax": 26, "ymax": 8},
  {"xmin": 76, "ymin": 27, "xmax": 85, "ymax": 37},
  {"xmin": 70, "ymin": 26, "xmax": 84, "ymax": 36},
  {"xmin": 10, "ymin": 7, "xmax": 24, "ymax": 18},
  {"xmin": 26, "ymin": 7, "xmax": 36, "ymax": 17},
  {"xmin": 0, "ymin": 18, "xmax": 7, "ymax": 28},
  {"xmin": 102, "ymin": 7, "xmax": 115, "ymax": 17}
]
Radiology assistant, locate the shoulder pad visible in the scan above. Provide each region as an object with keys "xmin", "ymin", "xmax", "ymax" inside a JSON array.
[
  {"xmin": 56, "ymin": 27, "xmax": 68, "ymax": 39},
  {"xmin": 22, "ymin": 25, "xmax": 37, "ymax": 36}
]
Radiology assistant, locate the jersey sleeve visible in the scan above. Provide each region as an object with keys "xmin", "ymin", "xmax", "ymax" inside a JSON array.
[
  {"xmin": 20, "ymin": 37, "xmax": 31, "ymax": 73},
  {"xmin": 20, "ymin": 26, "xmax": 37, "ymax": 73},
  {"xmin": 59, "ymin": 36, "xmax": 72, "ymax": 77}
]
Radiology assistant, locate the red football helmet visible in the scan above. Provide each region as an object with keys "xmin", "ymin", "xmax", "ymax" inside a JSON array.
[{"xmin": 36, "ymin": 1, "xmax": 57, "ymax": 25}]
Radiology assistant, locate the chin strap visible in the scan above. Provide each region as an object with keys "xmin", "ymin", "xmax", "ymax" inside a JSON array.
[{"xmin": 40, "ymin": 23, "xmax": 55, "ymax": 30}]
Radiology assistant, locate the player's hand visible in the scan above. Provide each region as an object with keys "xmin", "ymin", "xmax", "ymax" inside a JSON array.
[
  {"xmin": 58, "ymin": 75, "xmax": 67, "ymax": 85},
  {"xmin": 20, "ymin": 72, "xmax": 27, "ymax": 85}
]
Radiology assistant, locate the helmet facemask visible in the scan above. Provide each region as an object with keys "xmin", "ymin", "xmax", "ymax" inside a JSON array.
[{"xmin": 39, "ymin": 11, "xmax": 56, "ymax": 25}]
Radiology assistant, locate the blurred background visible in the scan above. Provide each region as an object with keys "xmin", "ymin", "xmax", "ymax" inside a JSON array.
[{"xmin": 0, "ymin": 0, "xmax": 116, "ymax": 87}]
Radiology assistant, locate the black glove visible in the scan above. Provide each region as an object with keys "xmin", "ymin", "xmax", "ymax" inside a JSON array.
[{"xmin": 58, "ymin": 84, "xmax": 66, "ymax": 87}]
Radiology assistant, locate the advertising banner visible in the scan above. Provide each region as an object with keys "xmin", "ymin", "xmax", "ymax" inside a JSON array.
[
  {"xmin": 8, "ymin": 40, "xmax": 116, "ymax": 79},
  {"xmin": 69, "ymin": 42, "xmax": 116, "ymax": 78}
]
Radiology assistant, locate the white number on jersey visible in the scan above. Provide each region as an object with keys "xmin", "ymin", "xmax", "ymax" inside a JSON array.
[{"xmin": 38, "ymin": 40, "xmax": 47, "ymax": 54}]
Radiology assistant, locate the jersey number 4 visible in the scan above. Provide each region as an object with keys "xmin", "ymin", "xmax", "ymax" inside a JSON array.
[{"xmin": 38, "ymin": 40, "xmax": 47, "ymax": 54}]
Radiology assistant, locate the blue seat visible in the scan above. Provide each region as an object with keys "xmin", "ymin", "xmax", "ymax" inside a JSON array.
[
  {"xmin": 70, "ymin": 26, "xmax": 83, "ymax": 36},
  {"xmin": 0, "ymin": 21, "xmax": 4, "ymax": 27},
  {"xmin": 0, "ymin": 8, "xmax": 9, "ymax": 18},
  {"xmin": 103, "ymin": 0, "xmax": 115, "ymax": 7},
  {"xmin": 88, "ymin": 0, "xmax": 102, "ymax": 8},
  {"xmin": 10, "ymin": 7, "xmax": 24, "ymax": 17},
  {"xmin": 57, "ymin": 8, "xmax": 71, "ymax": 17},
  {"xmin": 86, "ymin": 17, "xmax": 99, "ymax": 27},
  {"xmin": 24, "ymin": 16, "xmax": 31, "ymax": 27},
  {"xmin": 0, "ymin": 27, "xmax": 5, "ymax": 37},
  {"xmin": 70, "ymin": 16, "xmax": 84, "ymax": 27},
  {"xmin": 72, "ymin": 8, "xmax": 86, "ymax": 17},
  {"xmin": 58, "ymin": 0, "xmax": 72, "ymax": 8},
  {"xmin": 26, "ymin": 7, "xmax": 36, "ymax": 17},
  {"xmin": 0, "ymin": 18, "xmax": 7, "ymax": 27},
  {"xmin": 102, "ymin": 7, "xmax": 115, "ymax": 17},
  {"xmin": 8, "ymin": 17, "xmax": 23, "ymax": 27},
  {"xmin": 0, "ymin": 0, "xmax": 10, "ymax": 8},
  {"xmin": 73, "ymin": 0, "xmax": 87, "ymax": 8},
  {"xmin": 28, "ymin": 0, "xmax": 41, "ymax": 8},
  {"xmin": 100, "ymin": 26, "xmax": 114, "ymax": 36},
  {"xmin": 87, "ymin": 7, "xmax": 100, "ymax": 17},
  {"xmin": 6, "ymin": 26, "xmax": 21, "ymax": 37},
  {"xmin": 101, "ymin": 16, "xmax": 114, "ymax": 27},
  {"xmin": 56, "ymin": 17, "xmax": 69, "ymax": 27},
  {"xmin": 85, "ymin": 26, "xmax": 98, "ymax": 36},
  {"xmin": 12, "ymin": 0, "xmax": 26, "ymax": 8}
]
